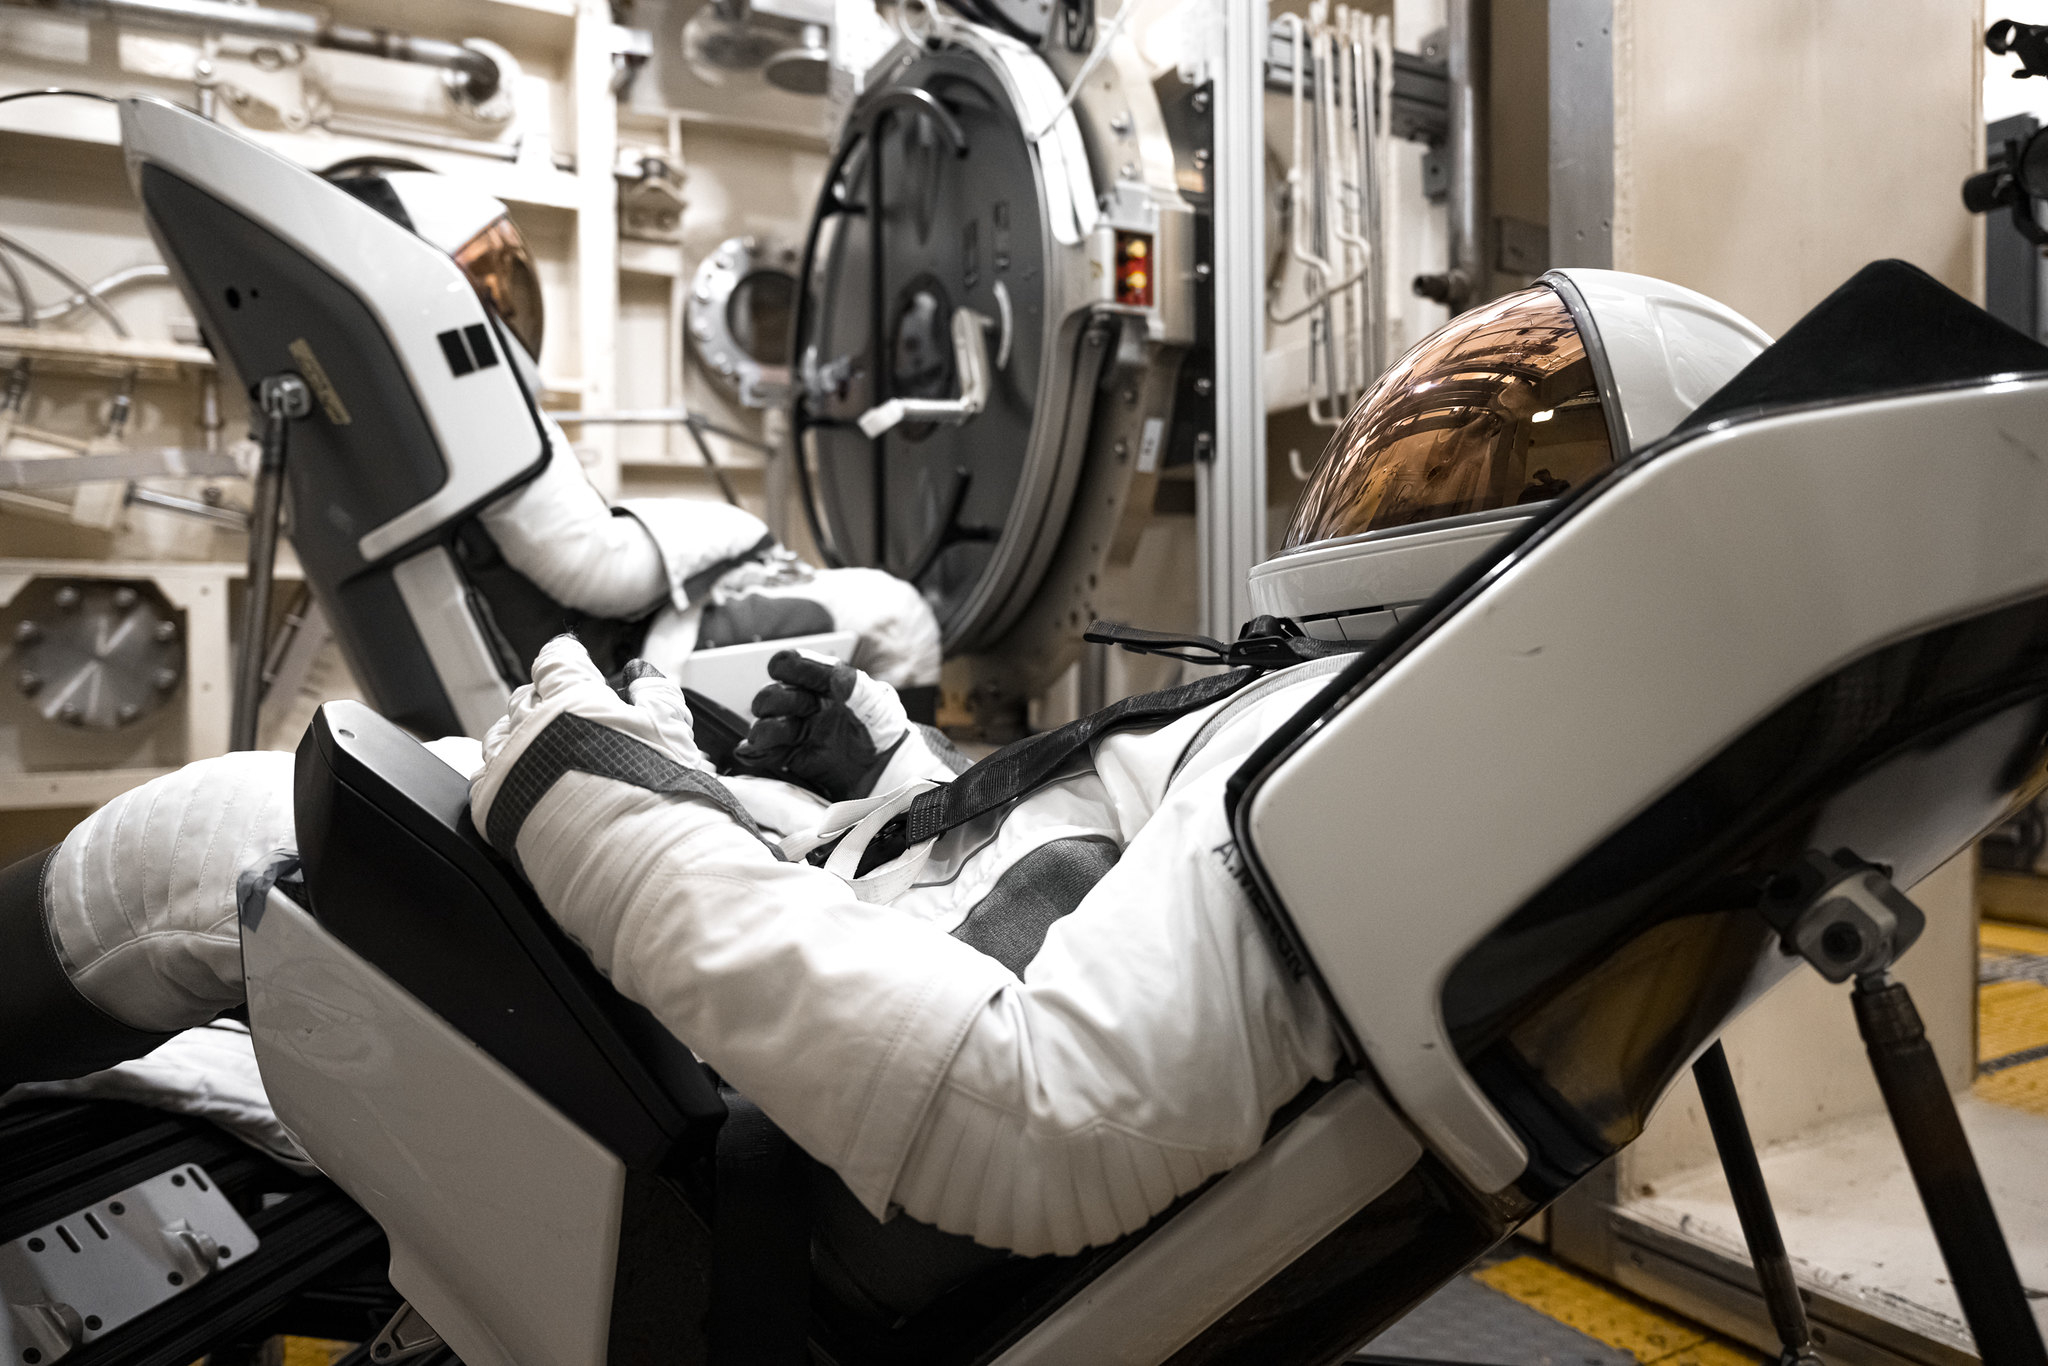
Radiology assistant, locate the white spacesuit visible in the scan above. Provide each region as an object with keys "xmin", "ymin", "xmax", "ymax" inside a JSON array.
[
  {"xmin": 0, "ymin": 267, "xmax": 1772, "ymax": 1257},
  {"xmin": 17, "ymin": 640, "xmax": 1346, "ymax": 1256},
  {"xmin": 479, "ymin": 417, "xmax": 941, "ymax": 689},
  {"xmin": 330, "ymin": 166, "xmax": 942, "ymax": 690}
]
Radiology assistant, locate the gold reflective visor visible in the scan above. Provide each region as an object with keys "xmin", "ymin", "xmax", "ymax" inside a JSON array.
[
  {"xmin": 1284, "ymin": 285, "xmax": 1614, "ymax": 549},
  {"xmin": 453, "ymin": 215, "xmax": 546, "ymax": 363}
]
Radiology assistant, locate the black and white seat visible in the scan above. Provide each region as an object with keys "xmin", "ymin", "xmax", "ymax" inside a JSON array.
[
  {"xmin": 121, "ymin": 97, "xmax": 874, "ymax": 741},
  {"xmin": 243, "ymin": 263, "xmax": 2048, "ymax": 1365}
]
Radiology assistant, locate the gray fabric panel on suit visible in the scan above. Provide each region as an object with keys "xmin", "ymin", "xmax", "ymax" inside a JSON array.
[
  {"xmin": 949, "ymin": 836, "xmax": 1121, "ymax": 976},
  {"xmin": 698, "ymin": 594, "xmax": 836, "ymax": 650},
  {"xmin": 484, "ymin": 711, "xmax": 769, "ymax": 865},
  {"xmin": 914, "ymin": 722, "xmax": 974, "ymax": 775},
  {"xmin": 681, "ymin": 532, "xmax": 777, "ymax": 605}
]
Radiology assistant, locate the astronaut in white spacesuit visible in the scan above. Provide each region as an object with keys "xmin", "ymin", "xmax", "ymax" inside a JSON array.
[
  {"xmin": 0, "ymin": 270, "xmax": 1771, "ymax": 1257},
  {"xmin": 477, "ymin": 413, "xmax": 941, "ymax": 690},
  {"xmin": 9, "ymin": 635, "xmax": 1345, "ymax": 1257},
  {"xmin": 332, "ymin": 165, "xmax": 942, "ymax": 692}
]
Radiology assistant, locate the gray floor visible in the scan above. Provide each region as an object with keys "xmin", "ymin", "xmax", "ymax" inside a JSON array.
[{"xmin": 1357, "ymin": 1269, "xmax": 1635, "ymax": 1366}]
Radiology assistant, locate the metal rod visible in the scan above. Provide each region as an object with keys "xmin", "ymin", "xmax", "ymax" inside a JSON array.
[
  {"xmin": 37, "ymin": 0, "xmax": 499, "ymax": 102},
  {"xmin": 1, "ymin": 446, "xmax": 240, "ymax": 490},
  {"xmin": 232, "ymin": 374, "xmax": 308, "ymax": 751},
  {"xmin": 125, "ymin": 484, "xmax": 248, "ymax": 528},
  {"xmin": 680, "ymin": 413, "xmax": 742, "ymax": 508},
  {"xmin": 548, "ymin": 408, "xmax": 776, "ymax": 452},
  {"xmin": 1853, "ymin": 976, "xmax": 2048, "ymax": 1366},
  {"xmin": 1691, "ymin": 1041, "xmax": 1820, "ymax": 1366},
  {"xmin": 1444, "ymin": 0, "xmax": 1489, "ymax": 312},
  {"xmin": 322, "ymin": 112, "xmax": 522, "ymax": 162},
  {"xmin": 1202, "ymin": 0, "xmax": 1269, "ymax": 640}
]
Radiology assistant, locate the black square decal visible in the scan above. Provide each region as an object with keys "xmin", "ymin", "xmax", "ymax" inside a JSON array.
[
  {"xmin": 438, "ymin": 328, "xmax": 474, "ymax": 377},
  {"xmin": 464, "ymin": 323, "xmax": 499, "ymax": 370}
]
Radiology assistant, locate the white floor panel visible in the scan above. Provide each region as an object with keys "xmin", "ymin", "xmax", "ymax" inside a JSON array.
[{"xmin": 1620, "ymin": 1095, "xmax": 2048, "ymax": 1354}]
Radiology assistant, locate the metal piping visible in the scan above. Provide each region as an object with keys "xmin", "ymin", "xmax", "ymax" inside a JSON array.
[
  {"xmin": 32, "ymin": 264, "xmax": 169, "ymax": 324},
  {"xmin": 35, "ymin": 0, "xmax": 501, "ymax": 103},
  {"xmin": 1443, "ymin": 0, "xmax": 1489, "ymax": 312}
]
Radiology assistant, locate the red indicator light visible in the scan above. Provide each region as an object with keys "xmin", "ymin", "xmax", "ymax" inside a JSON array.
[{"xmin": 1114, "ymin": 231, "xmax": 1155, "ymax": 307}]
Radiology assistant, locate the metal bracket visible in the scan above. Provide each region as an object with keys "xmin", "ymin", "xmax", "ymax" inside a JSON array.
[
  {"xmin": 0, "ymin": 1164, "xmax": 258, "ymax": 1366},
  {"xmin": 368, "ymin": 1301, "xmax": 443, "ymax": 1365},
  {"xmin": 1757, "ymin": 850, "xmax": 2048, "ymax": 1364},
  {"xmin": 1757, "ymin": 849, "xmax": 1926, "ymax": 982}
]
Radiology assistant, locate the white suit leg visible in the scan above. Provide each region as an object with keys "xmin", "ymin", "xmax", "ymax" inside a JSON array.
[
  {"xmin": 701, "ymin": 567, "xmax": 942, "ymax": 689},
  {"xmin": 32, "ymin": 737, "xmax": 484, "ymax": 1037}
]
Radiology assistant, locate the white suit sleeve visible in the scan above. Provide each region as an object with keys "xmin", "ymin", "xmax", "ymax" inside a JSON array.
[
  {"xmin": 616, "ymin": 497, "xmax": 775, "ymax": 610},
  {"xmin": 509, "ymin": 768, "xmax": 1017, "ymax": 1213},
  {"xmin": 477, "ymin": 421, "xmax": 669, "ymax": 619},
  {"xmin": 508, "ymin": 734, "xmax": 1337, "ymax": 1257}
]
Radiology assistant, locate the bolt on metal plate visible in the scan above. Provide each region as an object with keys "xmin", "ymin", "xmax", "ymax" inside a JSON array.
[{"xmin": 0, "ymin": 1164, "xmax": 259, "ymax": 1366}]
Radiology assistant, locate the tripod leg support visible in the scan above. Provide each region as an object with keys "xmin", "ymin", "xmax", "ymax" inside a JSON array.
[
  {"xmin": 230, "ymin": 373, "xmax": 310, "ymax": 752},
  {"xmin": 1691, "ymin": 1041, "xmax": 1820, "ymax": 1366},
  {"xmin": 1853, "ymin": 976, "xmax": 2046, "ymax": 1366}
]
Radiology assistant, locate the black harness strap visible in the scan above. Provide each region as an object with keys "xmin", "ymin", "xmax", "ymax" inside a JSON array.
[
  {"xmin": 485, "ymin": 711, "xmax": 768, "ymax": 866},
  {"xmin": 852, "ymin": 668, "xmax": 1261, "ymax": 875},
  {"xmin": 1083, "ymin": 616, "xmax": 1355, "ymax": 669}
]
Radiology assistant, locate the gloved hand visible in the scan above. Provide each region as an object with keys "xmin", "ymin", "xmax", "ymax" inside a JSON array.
[
  {"xmin": 472, "ymin": 636, "xmax": 742, "ymax": 868},
  {"xmin": 732, "ymin": 649, "xmax": 912, "ymax": 802}
]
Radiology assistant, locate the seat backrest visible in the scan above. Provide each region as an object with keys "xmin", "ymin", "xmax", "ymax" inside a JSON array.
[
  {"xmin": 124, "ymin": 98, "xmax": 551, "ymax": 738},
  {"xmin": 293, "ymin": 700, "xmax": 725, "ymax": 1170}
]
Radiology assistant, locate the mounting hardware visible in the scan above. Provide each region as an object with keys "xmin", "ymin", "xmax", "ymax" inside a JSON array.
[
  {"xmin": 1756, "ymin": 850, "xmax": 2048, "ymax": 1365},
  {"xmin": 0, "ymin": 1165, "xmax": 256, "ymax": 1366},
  {"xmin": 368, "ymin": 1302, "xmax": 442, "ymax": 1365},
  {"xmin": 1758, "ymin": 849, "xmax": 1925, "ymax": 982}
]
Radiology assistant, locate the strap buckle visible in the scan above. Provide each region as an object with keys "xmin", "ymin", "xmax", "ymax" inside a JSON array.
[{"xmin": 1083, "ymin": 615, "xmax": 1346, "ymax": 670}]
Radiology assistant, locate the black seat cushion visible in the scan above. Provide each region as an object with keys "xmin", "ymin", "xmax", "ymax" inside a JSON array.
[
  {"xmin": 1676, "ymin": 258, "xmax": 2048, "ymax": 436},
  {"xmin": 292, "ymin": 700, "xmax": 725, "ymax": 1170}
]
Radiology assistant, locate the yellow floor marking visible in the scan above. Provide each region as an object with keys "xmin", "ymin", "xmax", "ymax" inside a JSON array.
[
  {"xmin": 1976, "ymin": 921, "xmax": 2048, "ymax": 1117},
  {"xmin": 1982, "ymin": 918, "xmax": 2048, "ymax": 958},
  {"xmin": 1474, "ymin": 1256, "xmax": 1759, "ymax": 1365},
  {"xmin": 280, "ymin": 1338, "xmax": 355, "ymax": 1366},
  {"xmin": 1977, "ymin": 1057, "xmax": 2048, "ymax": 1116},
  {"xmin": 1978, "ymin": 979, "xmax": 2048, "ymax": 1063}
]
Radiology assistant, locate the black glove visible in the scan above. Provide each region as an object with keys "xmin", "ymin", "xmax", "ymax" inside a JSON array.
[{"xmin": 733, "ymin": 649, "xmax": 908, "ymax": 801}]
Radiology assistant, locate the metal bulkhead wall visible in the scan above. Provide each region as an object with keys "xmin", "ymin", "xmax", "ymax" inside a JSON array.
[{"xmin": 792, "ymin": 18, "xmax": 1198, "ymax": 734}]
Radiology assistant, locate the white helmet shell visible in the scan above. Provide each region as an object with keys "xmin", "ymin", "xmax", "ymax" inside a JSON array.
[
  {"xmin": 1250, "ymin": 271, "xmax": 1771, "ymax": 642},
  {"xmin": 1551, "ymin": 268, "xmax": 1775, "ymax": 453},
  {"xmin": 379, "ymin": 171, "xmax": 510, "ymax": 256}
]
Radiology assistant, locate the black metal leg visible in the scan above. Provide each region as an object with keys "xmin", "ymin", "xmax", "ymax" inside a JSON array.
[
  {"xmin": 1853, "ymin": 976, "xmax": 2048, "ymax": 1366},
  {"xmin": 230, "ymin": 374, "xmax": 308, "ymax": 752},
  {"xmin": 1692, "ymin": 1041, "xmax": 1821, "ymax": 1366}
]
